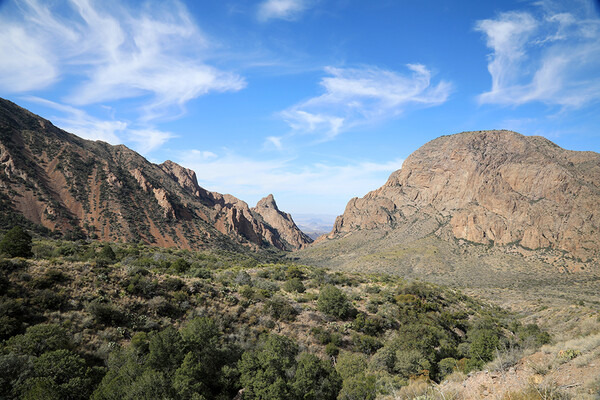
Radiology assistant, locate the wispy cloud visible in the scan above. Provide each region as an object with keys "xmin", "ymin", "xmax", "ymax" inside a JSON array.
[
  {"xmin": 25, "ymin": 97, "xmax": 174, "ymax": 154},
  {"xmin": 476, "ymin": 3, "xmax": 600, "ymax": 107},
  {"xmin": 280, "ymin": 64, "xmax": 452, "ymax": 139},
  {"xmin": 176, "ymin": 149, "xmax": 404, "ymax": 213},
  {"xmin": 0, "ymin": 0, "xmax": 245, "ymax": 121},
  {"xmin": 257, "ymin": 0, "xmax": 310, "ymax": 21}
]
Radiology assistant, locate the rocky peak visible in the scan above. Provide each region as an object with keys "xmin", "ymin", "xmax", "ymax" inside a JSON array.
[
  {"xmin": 256, "ymin": 194, "xmax": 277, "ymax": 209},
  {"xmin": 252, "ymin": 195, "xmax": 313, "ymax": 250},
  {"xmin": 159, "ymin": 160, "xmax": 203, "ymax": 198},
  {"xmin": 329, "ymin": 130, "xmax": 600, "ymax": 260}
]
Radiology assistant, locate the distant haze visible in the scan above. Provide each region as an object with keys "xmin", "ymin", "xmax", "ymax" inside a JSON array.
[{"xmin": 292, "ymin": 213, "xmax": 337, "ymax": 239}]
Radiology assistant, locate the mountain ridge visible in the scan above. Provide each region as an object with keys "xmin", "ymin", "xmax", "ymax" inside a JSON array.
[
  {"xmin": 299, "ymin": 130, "xmax": 600, "ymax": 278},
  {"xmin": 0, "ymin": 97, "xmax": 311, "ymax": 251}
]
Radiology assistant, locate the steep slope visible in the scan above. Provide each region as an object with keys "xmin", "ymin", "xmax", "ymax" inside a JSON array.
[
  {"xmin": 298, "ymin": 130, "xmax": 600, "ymax": 279},
  {"xmin": 251, "ymin": 194, "xmax": 313, "ymax": 250},
  {"xmin": 0, "ymin": 98, "xmax": 309, "ymax": 250}
]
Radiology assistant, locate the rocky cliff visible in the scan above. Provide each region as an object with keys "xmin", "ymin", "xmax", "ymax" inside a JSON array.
[
  {"xmin": 327, "ymin": 130, "xmax": 600, "ymax": 260},
  {"xmin": 0, "ymin": 98, "xmax": 311, "ymax": 251}
]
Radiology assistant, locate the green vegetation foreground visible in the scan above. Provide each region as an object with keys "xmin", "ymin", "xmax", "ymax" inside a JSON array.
[{"xmin": 0, "ymin": 231, "xmax": 550, "ymax": 399}]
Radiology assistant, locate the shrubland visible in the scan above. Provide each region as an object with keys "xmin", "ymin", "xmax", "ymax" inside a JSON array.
[{"xmin": 0, "ymin": 231, "xmax": 552, "ymax": 399}]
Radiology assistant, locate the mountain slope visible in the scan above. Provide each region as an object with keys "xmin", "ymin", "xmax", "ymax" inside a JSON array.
[
  {"xmin": 0, "ymin": 98, "xmax": 311, "ymax": 250},
  {"xmin": 297, "ymin": 130, "xmax": 600, "ymax": 278}
]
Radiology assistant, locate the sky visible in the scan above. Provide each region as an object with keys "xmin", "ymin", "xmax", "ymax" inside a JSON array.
[{"xmin": 1, "ymin": 0, "xmax": 599, "ymax": 219}]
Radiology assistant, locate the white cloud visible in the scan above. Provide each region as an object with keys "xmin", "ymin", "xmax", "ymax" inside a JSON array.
[
  {"xmin": 24, "ymin": 96, "xmax": 125, "ymax": 143},
  {"xmin": 257, "ymin": 0, "xmax": 309, "ymax": 21},
  {"xmin": 265, "ymin": 136, "xmax": 284, "ymax": 150},
  {"xmin": 24, "ymin": 97, "xmax": 173, "ymax": 154},
  {"xmin": 0, "ymin": 0, "xmax": 245, "ymax": 120},
  {"xmin": 176, "ymin": 149, "xmax": 404, "ymax": 214},
  {"xmin": 280, "ymin": 65, "xmax": 452, "ymax": 139},
  {"xmin": 476, "ymin": 4, "xmax": 600, "ymax": 107},
  {"xmin": 0, "ymin": 25, "xmax": 57, "ymax": 92},
  {"xmin": 127, "ymin": 129, "xmax": 176, "ymax": 154}
]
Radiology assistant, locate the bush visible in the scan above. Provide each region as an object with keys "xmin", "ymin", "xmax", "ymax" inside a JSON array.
[
  {"xmin": 238, "ymin": 334, "xmax": 298, "ymax": 399},
  {"xmin": 234, "ymin": 270, "xmax": 252, "ymax": 286},
  {"xmin": 97, "ymin": 244, "xmax": 116, "ymax": 264},
  {"xmin": 394, "ymin": 349, "xmax": 431, "ymax": 379},
  {"xmin": 162, "ymin": 277, "xmax": 185, "ymax": 292},
  {"xmin": 0, "ymin": 226, "xmax": 33, "ymax": 258},
  {"xmin": 438, "ymin": 357, "xmax": 458, "ymax": 378},
  {"xmin": 291, "ymin": 352, "xmax": 341, "ymax": 400},
  {"xmin": 171, "ymin": 258, "xmax": 190, "ymax": 274},
  {"xmin": 283, "ymin": 278, "xmax": 305, "ymax": 293},
  {"xmin": 86, "ymin": 300, "xmax": 125, "ymax": 326},
  {"xmin": 351, "ymin": 333, "xmax": 382, "ymax": 355},
  {"xmin": 5, "ymin": 324, "xmax": 72, "ymax": 356},
  {"xmin": 317, "ymin": 284, "xmax": 355, "ymax": 319},
  {"xmin": 337, "ymin": 373, "xmax": 376, "ymax": 400},
  {"xmin": 23, "ymin": 349, "xmax": 96, "ymax": 400},
  {"xmin": 469, "ymin": 328, "xmax": 500, "ymax": 364},
  {"xmin": 264, "ymin": 296, "xmax": 297, "ymax": 324}
]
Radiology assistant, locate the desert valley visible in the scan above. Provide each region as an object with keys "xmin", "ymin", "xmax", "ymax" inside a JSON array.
[
  {"xmin": 1, "ymin": 1, "xmax": 600, "ymax": 399},
  {"xmin": 1, "ymin": 98, "xmax": 600, "ymax": 399}
]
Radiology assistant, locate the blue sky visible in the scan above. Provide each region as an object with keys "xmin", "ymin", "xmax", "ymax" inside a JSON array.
[{"xmin": 1, "ymin": 0, "xmax": 599, "ymax": 217}]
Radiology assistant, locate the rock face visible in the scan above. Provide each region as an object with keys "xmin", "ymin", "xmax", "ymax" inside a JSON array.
[
  {"xmin": 0, "ymin": 98, "xmax": 309, "ymax": 251},
  {"xmin": 328, "ymin": 130, "xmax": 600, "ymax": 260},
  {"xmin": 252, "ymin": 194, "xmax": 313, "ymax": 250}
]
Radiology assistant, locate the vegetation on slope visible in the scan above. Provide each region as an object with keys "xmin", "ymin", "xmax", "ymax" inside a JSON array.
[{"xmin": 0, "ymin": 228, "xmax": 551, "ymax": 399}]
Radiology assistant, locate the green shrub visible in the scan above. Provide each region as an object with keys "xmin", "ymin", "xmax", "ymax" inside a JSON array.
[
  {"xmin": 264, "ymin": 296, "xmax": 297, "ymax": 323},
  {"xmin": 394, "ymin": 349, "xmax": 431, "ymax": 379},
  {"xmin": 283, "ymin": 277, "xmax": 305, "ymax": 293},
  {"xmin": 317, "ymin": 284, "xmax": 355, "ymax": 319},
  {"xmin": 337, "ymin": 373, "xmax": 376, "ymax": 400},
  {"xmin": 21, "ymin": 349, "xmax": 96, "ymax": 400},
  {"xmin": 162, "ymin": 277, "xmax": 185, "ymax": 292},
  {"xmin": 171, "ymin": 258, "xmax": 190, "ymax": 274},
  {"xmin": 0, "ymin": 226, "xmax": 33, "ymax": 258},
  {"xmin": 469, "ymin": 328, "xmax": 500, "ymax": 363},
  {"xmin": 5, "ymin": 324, "xmax": 72, "ymax": 356},
  {"xmin": 351, "ymin": 333, "xmax": 382, "ymax": 355},
  {"xmin": 86, "ymin": 300, "xmax": 125, "ymax": 326},
  {"xmin": 291, "ymin": 352, "xmax": 341, "ymax": 400},
  {"xmin": 97, "ymin": 244, "xmax": 116, "ymax": 264}
]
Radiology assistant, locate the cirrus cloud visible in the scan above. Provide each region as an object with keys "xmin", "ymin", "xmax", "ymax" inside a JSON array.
[
  {"xmin": 257, "ymin": 0, "xmax": 311, "ymax": 21},
  {"xmin": 476, "ymin": 2, "xmax": 600, "ymax": 107},
  {"xmin": 0, "ymin": 0, "xmax": 246, "ymax": 121},
  {"xmin": 279, "ymin": 64, "xmax": 452, "ymax": 140},
  {"xmin": 176, "ymin": 149, "xmax": 405, "ymax": 214}
]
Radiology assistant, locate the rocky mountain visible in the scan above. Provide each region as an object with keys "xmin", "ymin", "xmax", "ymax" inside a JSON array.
[
  {"xmin": 298, "ymin": 130, "xmax": 600, "ymax": 280},
  {"xmin": 0, "ymin": 98, "xmax": 311, "ymax": 251}
]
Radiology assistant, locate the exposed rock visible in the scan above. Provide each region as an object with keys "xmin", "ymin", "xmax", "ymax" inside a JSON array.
[
  {"xmin": 328, "ymin": 130, "xmax": 600, "ymax": 260},
  {"xmin": 159, "ymin": 160, "xmax": 204, "ymax": 198},
  {"xmin": 252, "ymin": 194, "xmax": 313, "ymax": 250},
  {"xmin": 0, "ymin": 97, "xmax": 307, "ymax": 251}
]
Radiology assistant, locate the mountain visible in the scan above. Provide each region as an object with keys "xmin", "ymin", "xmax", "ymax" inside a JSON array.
[
  {"xmin": 293, "ymin": 213, "xmax": 337, "ymax": 240},
  {"xmin": 0, "ymin": 98, "xmax": 311, "ymax": 251},
  {"xmin": 297, "ymin": 130, "xmax": 600, "ymax": 281}
]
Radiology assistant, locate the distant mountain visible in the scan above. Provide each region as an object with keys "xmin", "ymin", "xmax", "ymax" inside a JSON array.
[
  {"xmin": 0, "ymin": 98, "xmax": 311, "ymax": 251},
  {"xmin": 297, "ymin": 130, "xmax": 600, "ymax": 280},
  {"xmin": 293, "ymin": 214, "xmax": 336, "ymax": 240}
]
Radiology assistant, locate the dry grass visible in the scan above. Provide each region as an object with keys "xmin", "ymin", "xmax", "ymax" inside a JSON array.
[{"xmin": 501, "ymin": 383, "xmax": 569, "ymax": 400}]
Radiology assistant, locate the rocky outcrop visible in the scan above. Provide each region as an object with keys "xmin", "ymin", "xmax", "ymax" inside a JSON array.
[
  {"xmin": 159, "ymin": 159, "xmax": 311, "ymax": 250},
  {"xmin": 329, "ymin": 130, "xmax": 600, "ymax": 260},
  {"xmin": 0, "ymin": 97, "xmax": 308, "ymax": 251},
  {"xmin": 252, "ymin": 194, "xmax": 313, "ymax": 250}
]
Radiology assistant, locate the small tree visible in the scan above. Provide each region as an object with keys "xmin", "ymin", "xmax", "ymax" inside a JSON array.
[
  {"xmin": 0, "ymin": 226, "xmax": 33, "ymax": 258},
  {"xmin": 97, "ymin": 244, "xmax": 116, "ymax": 264},
  {"xmin": 317, "ymin": 285, "xmax": 354, "ymax": 319}
]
